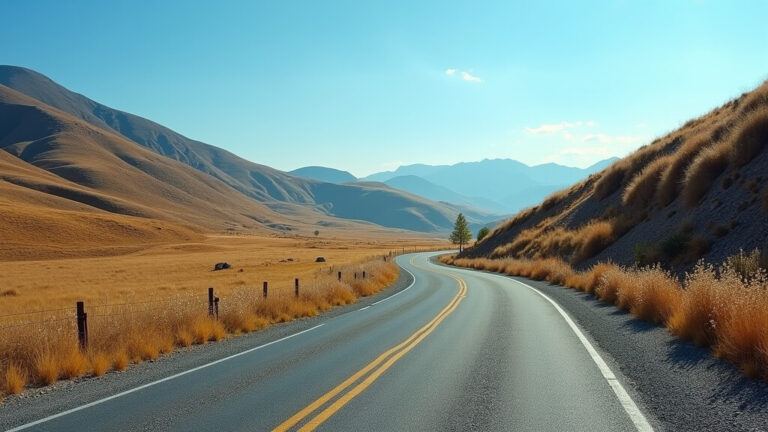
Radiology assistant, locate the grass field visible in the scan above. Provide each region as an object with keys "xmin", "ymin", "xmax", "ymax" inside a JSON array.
[
  {"xmin": 1, "ymin": 234, "xmax": 443, "ymax": 313},
  {"xmin": 0, "ymin": 234, "xmax": 447, "ymax": 397}
]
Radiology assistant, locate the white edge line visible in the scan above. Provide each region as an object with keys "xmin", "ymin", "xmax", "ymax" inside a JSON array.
[
  {"xmin": 9, "ymin": 253, "xmax": 426, "ymax": 431},
  {"xmin": 436, "ymin": 263, "xmax": 654, "ymax": 432},
  {"xmin": 7, "ymin": 323, "xmax": 325, "ymax": 432},
  {"xmin": 371, "ymin": 260, "xmax": 417, "ymax": 305},
  {"xmin": 358, "ymin": 306, "xmax": 370, "ymax": 311}
]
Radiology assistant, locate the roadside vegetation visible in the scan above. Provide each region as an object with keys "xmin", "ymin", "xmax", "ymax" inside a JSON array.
[
  {"xmin": 441, "ymin": 250, "xmax": 768, "ymax": 381},
  {"xmin": 0, "ymin": 257, "xmax": 399, "ymax": 398}
]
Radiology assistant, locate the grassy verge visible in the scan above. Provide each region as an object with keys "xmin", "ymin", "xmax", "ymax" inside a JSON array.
[
  {"xmin": 441, "ymin": 251, "xmax": 768, "ymax": 381},
  {"xmin": 0, "ymin": 258, "xmax": 398, "ymax": 397}
]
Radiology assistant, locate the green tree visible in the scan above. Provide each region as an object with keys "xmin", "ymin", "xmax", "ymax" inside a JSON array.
[
  {"xmin": 476, "ymin": 227, "xmax": 490, "ymax": 242},
  {"xmin": 449, "ymin": 213, "xmax": 472, "ymax": 252}
]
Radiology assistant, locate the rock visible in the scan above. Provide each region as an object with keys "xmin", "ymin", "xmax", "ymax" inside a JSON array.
[
  {"xmin": 315, "ymin": 256, "xmax": 326, "ymax": 262},
  {"xmin": 213, "ymin": 262, "xmax": 231, "ymax": 271}
]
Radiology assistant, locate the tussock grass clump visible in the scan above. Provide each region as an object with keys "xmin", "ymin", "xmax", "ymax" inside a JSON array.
[
  {"xmin": 0, "ymin": 256, "xmax": 399, "ymax": 396},
  {"xmin": 574, "ymin": 221, "xmax": 614, "ymax": 262},
  {"xmin": 630, "ymin": 267, "xmax": 681, "ymax": 324},
  {"xmin": 684, "ymin": 143, "xmax": 730, "ymax": 206},
  {"xmin": 3, "ymin": 363, "xmax": 26, "ymax": 395},
  {"xmin": 729, "ymin": 107, "xmax": 768, "ymax": 167},
  {"xmin": 657, "ymin": 134, "xmax": 710, "ymax": 206},
  {"xmin": 623, "ymin": 156, "xmax": 671, "ymax": 207},
  {"xmin": 596, "ymin": 267, "xmax": 630, "ymax": 305},
  {"xmin": 443, "ymin": 252, "xmax": 768, "ymax": 382}
]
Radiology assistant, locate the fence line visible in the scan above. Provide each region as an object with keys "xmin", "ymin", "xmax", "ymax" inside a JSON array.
[{"xmin": 1, "ymin": 247, "xmax": 453, "ymax": 349}]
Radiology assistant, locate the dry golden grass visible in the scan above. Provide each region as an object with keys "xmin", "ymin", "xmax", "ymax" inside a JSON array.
[
  {"xmin": 444, "ymin": 251, "xmax": 768, "ymax": 381},
  {"xmin": 729, "ymin": 107, "xmax": 768, "ymax": 167},
  {"xmin": 623, "ymin": 155, "xmax": 671, "ymax": 207},
  {"xmin": 0, "ymin": 235, "xmax": 434, "ymax": 397},
  {"xmin": 683, "ymin": 143, "xmax": 730, "ymax": 206},
  {"xmin": 657, "ymin": 134, "xmax": 710, "ymax": 206},
  {"xmin": 3, "ymin": 363, "xmax": 26, "ymax": 395},
  {"xmin": 0, "ymin": 234, "xmax": 440, "ymax": 315}
]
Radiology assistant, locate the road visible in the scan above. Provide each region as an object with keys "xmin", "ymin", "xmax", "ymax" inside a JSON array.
[{"xmin": 6, "ymin": 252, "xmax": 654, "ymax": 432}]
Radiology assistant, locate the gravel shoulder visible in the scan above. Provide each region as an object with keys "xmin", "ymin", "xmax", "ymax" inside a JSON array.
[{"xmin": 0, "ymin": 268, "xmax": 414, "ymax": 429}]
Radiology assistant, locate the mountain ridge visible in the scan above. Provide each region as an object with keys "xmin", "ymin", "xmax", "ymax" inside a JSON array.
[{"xmin": 0, "ymin": 65, "xmax": 487, "ymax": 233}]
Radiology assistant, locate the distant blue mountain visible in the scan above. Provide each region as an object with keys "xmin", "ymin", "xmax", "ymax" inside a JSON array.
[
  {"xmin": 290, "ymin": 166, "xmax": 357, "ymax": 184},
  {"xmin": 365, "ymin": 157, "xmax": 619, "ymax": 213}
]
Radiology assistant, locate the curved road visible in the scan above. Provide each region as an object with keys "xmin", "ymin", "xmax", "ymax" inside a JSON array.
[{"xmin": 6, "ymin": 253, "xmax": 655, "ymax": 431}]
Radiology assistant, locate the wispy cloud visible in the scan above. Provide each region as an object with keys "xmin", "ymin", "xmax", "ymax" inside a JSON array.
[
  {"xmin": 580, "ymin": 133, "xmax": 643, "ymax": 145},
  {"xmin": 445, "ymin": 68, "xmax": 482, "ymax": 83},
  {"xmin": 460, "ymin": 71, "xmax": 482, "ymax": 83},
  {"xmin": 524, "ymin": 120, "xmax": 596, "ymax": 135}
]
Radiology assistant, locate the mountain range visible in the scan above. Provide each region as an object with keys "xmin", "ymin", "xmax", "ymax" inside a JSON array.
[
  {"xmin": 0, "ymin": 65, "xmax": 505, "ymax": 248},
  {"xmin": 291, "ymin": 158, "xmax": 616, "ymax": 214}
]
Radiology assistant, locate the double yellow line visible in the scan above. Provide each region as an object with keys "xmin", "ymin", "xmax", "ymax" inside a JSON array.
[{"xmin": 273, "ymin": 272, "xmax": 468, "ymax": 432}]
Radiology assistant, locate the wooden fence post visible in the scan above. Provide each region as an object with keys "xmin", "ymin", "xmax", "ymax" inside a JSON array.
[
  {"xmin": 363, "ymin": 271, "xmax": 366, "ymax": 279},
  {"xmin": 76, "ymin": 301, "xmax": 88, "ymax": 350},
  {"xmin": 263, "ymin": 281, "xmax": 268, "ymax": 298},
  {"xmin": 214, "ymin": 297, "xmax": 220, "ymax": 320},
  {"xmin": 295, "ymin": 278, "xmax": 299, "ymax": 297},
  {"xmin": 208, "ymin": 287, "xmax": 215, "ymax": 317},
  {"xmin": 338, "ymin": 271, "xmax": 342, "ymax": 281}
]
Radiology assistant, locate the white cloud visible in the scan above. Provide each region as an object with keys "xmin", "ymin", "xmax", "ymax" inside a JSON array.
[
  {"xmin": 460, "ymin": 71, "xmax": 482, "ymax": 83},
  {"xmin": 445, "ymin": 68, "xmax": 482, "ymax": 83}
]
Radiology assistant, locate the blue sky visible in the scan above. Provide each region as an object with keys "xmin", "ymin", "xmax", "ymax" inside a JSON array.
[{"xmin": 3, "ymin": 1, "xmax": 768, "ymax": 176}]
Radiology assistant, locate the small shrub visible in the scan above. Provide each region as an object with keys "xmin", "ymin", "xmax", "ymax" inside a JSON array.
[
  {"xmin": 634, "ymin": 243, "xmax": 660, "ymax": 267},
  {"xmin": 660, "ymin": 231, "xmax": 692, "ymax": 260}
]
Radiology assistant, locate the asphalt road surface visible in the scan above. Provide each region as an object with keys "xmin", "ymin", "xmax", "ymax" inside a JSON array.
[{"xmin": 5, "ymin": 252, "xmax": 655, "ymax": 431}]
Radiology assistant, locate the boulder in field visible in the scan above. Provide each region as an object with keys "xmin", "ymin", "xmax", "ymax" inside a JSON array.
[
  {"xmin": 213, "ymin": 262, "xmax": 231, "ymax": 271},
  {"xmin": 315, "ymin": 257, "xmax": 326, "ymax": 263}
]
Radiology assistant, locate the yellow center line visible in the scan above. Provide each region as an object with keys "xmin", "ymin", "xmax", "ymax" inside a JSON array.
[{"xmin": 273, "ymin": 257, "xmax": 467, "ymax": 432}]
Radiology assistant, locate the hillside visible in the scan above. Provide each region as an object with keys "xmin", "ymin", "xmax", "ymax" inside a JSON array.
[
  {"xmin": 290, "ymin": 166, "xmax": 356, "ymax": 184},
  {"xmin": 0, "ymin": 85, "xmax": 367, "ymax": 258},
  {"xmin": 464, "ymin": 80, "xmax": 768, "ymax": 272},
  {"xmin": 365, "ymin": 158, "xmax": 616, "ymax": 213},
  {"xmin": 0, "ymin": 65, "xmax": 478, "ymax": 233}
]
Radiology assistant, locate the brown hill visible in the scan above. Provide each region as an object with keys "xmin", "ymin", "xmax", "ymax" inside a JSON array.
[
  {"xmin": 465, "ymin": 80, "xmax": 768, "ymax": 272},
  {"xmin": 0, "ymin": 84, "xmax": 398, "ymax": 259},
  {"xmin": 0, "ymin": 65, "xmax": 494, "ymax": 232}
]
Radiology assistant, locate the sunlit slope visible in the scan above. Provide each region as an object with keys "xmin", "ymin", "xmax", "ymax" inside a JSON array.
[
  {"xmin": 467, "ymin": 80, "xmax": 768, "ymax": 271},
  {"xmin": 0, "ymin": 65, "xmax": 486, "ymax": 232}
]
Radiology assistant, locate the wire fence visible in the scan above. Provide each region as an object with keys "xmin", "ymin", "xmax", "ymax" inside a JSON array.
[{"xmin": 0, "ymin": 246, "xmax": 449, "ymax": 351}]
